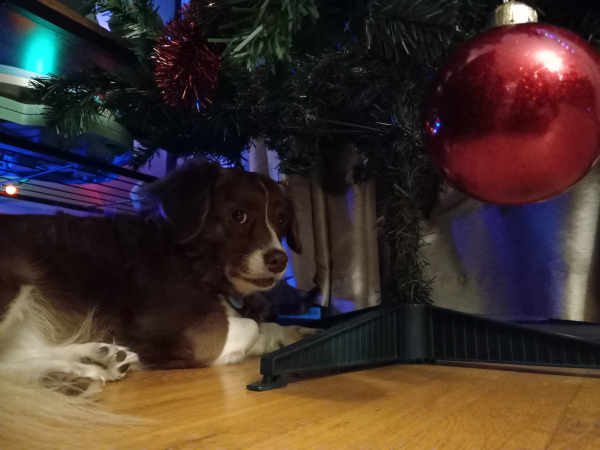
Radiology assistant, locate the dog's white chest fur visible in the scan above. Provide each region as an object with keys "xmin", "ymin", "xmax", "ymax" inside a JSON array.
[{"xmin": 210, "ymin": 301, "xmax": 317, "ymax": 366}]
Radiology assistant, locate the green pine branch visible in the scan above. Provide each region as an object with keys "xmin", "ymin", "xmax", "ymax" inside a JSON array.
[
  {"xmin": 583, "ymin": 10, "xmax": 600, "ymax": 50},
  {"xmin": 93, "ymin": 0, "xmax": 164, "ymax": 57},
  {"xmin": 365, "ymin": 0, "xmax": 461, "ymax": 61},
  {"xmin": 30, "ymin": 65, "xmax": 255, "ymax": 169},
  {"xmin": 30, "ymin": 71, "xmax": 117, "ymax": 138},
  {"xmin": 204, "ymin": 0, "xmax": 319, "ymax": 69},
  {"xmin": 30, "ymin": 66, "xmax": 160, "ymax": 137}
]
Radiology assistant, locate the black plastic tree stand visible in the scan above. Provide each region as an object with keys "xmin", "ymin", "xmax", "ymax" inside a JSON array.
[{"xmin": 247, "ymin": 303, "xmax": 600, "ymax": 391}]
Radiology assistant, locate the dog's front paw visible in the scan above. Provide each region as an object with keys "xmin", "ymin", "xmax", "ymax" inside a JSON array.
[
  {"xmin": 279, "ymin": 326, "xmax": 319, "ymax": 347},
  {"xmin": 248, "ymin": 323, "xmax": 320, "ymax": 355}
]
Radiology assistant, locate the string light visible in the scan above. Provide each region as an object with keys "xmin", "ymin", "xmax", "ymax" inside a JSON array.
[{"xmin": 5, "ymin": 185, "xmax": 17, "ymax": 195}]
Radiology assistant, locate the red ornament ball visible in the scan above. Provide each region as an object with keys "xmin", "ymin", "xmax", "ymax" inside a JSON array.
[
  {"xmin": 154, "ymin": 0, "xmax": 220, "ymax": 110},
  {"xmin": 424, "ymin": 23, "xmax": 600, "ymax": 205}
]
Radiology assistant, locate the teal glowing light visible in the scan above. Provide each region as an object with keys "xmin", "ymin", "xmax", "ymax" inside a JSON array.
[{"xmin": 23, "ymin": 29, "xmax": 57, "ymax": 75}]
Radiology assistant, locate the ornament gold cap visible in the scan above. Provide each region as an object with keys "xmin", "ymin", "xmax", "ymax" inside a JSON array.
[{"xmin": 487, "ymin": 0, "xmax": 538, "ymax": 28}]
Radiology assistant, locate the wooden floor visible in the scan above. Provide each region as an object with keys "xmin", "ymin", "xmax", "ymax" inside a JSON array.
[{"xmin": 84, "ymin": 359, "xmax": 600, "ymax": 448}]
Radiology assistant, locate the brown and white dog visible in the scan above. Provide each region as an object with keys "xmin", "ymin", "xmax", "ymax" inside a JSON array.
[{"xmin": 0, "ymin": 160, "xmax": 315, "ymax": 397}]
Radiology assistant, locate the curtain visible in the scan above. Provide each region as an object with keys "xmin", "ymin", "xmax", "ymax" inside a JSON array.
[{"xmin": 248, "ymin": 141, "xmax": 381, "ymax": 311}]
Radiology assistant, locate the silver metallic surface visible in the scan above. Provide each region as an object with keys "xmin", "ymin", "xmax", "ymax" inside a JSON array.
[
  {"xmin": 422, "ymin": 167, "xmax": 600, "ymax": 321},
  {"xmin": 488, "ymin": 1, "xmax": 538, "ymax": 28}
]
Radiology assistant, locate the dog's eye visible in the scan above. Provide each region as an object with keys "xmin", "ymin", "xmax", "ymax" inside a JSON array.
[
  {"xmin": 232, "ymin": 211, "xmax": 247, "ymax": 224},
  {"xmin": 277, "ymin": 215, "xmax": 286, "ymax": 227}
]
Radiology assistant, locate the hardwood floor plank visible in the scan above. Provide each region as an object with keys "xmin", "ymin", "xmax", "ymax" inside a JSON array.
[
  {"xmin": 36, "ymin": 359, "xmax": 597, "ymax": 450},
  {"xmin": 102, "ymin": 363, "xmax": 411, "ymax": 449},
  {"xmin": 400, "ymin": 372, "xmax": 582, "ymax": 450},
  {"xmin": 546, "ymin": 377, "xmax": 600, "ymax": 450},
  {"xmin": 100, "ymin": 362, "xmax": 511, "ymax": 449},
  {"xmin": 242, "ymin": 365, "xmax": 511, "ymax": 450}
]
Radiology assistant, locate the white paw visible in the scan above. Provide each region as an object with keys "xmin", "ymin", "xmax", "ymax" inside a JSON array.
[
  {"xmin": 212, "ymin": 351, "xmax": 246, "ymax": 366},
  {"xmin": 249, "ymin": 323, "xmax": 320, "ymax": 355},
  {"xmin": 280, "ymin": 326, "xmax": 319, "ymax": 347},
  {"xmin": 59, "ymin": 342, "xmax": 140, "ymax": 381}
]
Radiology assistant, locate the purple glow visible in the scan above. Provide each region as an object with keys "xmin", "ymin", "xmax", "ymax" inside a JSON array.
[{"xmin": 158, "ymin": 202, "xmax": 168, "ymax": 219}]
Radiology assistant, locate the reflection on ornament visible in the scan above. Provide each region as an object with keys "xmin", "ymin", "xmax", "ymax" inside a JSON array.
[{"xmin": 536, "ymin": 51, "xmax": 562, "ymax": 73}]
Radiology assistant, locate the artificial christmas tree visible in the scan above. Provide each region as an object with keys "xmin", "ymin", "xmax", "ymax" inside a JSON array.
[
  {"xmin": 31, "ymin": 0, "xmax": 600, "ymax": 303},
  {"xmin": 27, "ymin": 0, "xmax": 600, "ymax": 390}
]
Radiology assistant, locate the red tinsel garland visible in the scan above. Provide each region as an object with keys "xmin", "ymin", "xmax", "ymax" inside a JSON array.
[{"xmin": 153, "ymin": 0, "xmax": 220, "ymax": 110}]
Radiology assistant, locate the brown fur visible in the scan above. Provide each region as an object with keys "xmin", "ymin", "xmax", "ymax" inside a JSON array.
[{"xmin": 0, "ymin": 160, "xmax": 301, "ymax": 368}]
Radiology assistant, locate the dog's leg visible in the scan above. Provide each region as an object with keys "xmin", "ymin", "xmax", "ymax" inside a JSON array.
[
  {"xmin": 247, "ymin": 323, "xmax": 318, "ymax": 356},
  {"xmin": 0, "ymin": 325, "xmax": 134, "ymax": 396},
  {"xmin": 0, "ymin": 286, "xmax": 138, "ymax": 397},
  {"xmin": 211, "ymin": 317, "xmax": 260, "ymax": 366},
  {"xmin": 0, "ymin": 340, "xmax": 139, "ymax": 398},
  {"xmin": 1, "ymin": 328, "xmax": 139, "ymax": 383},
  {"xmin": 0, "ymin": 358, "xmax": 108, "ymax": 397}
]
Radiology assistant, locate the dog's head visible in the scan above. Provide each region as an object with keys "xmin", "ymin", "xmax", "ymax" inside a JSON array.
[{"xmin": 145, "ymin": 160, "xmax": 301, "ymax": 295}]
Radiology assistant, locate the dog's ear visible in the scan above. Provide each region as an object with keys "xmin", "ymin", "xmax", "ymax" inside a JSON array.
[
  {"xmin": 280, "ymin": 184, "xmax": 302, "ymax": 255},
  {"xmin": 144, "ymin": 160, "xmax": 221, "ymax": 243}
]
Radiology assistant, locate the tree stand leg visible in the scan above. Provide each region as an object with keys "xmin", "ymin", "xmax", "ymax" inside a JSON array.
[
  {"xmin": 247, "ymin": 303, "xmax": 600, "ymax": 391},
  {"xmin": 247, "ymin": 375, "xmax": 288, "ymax": 391}
]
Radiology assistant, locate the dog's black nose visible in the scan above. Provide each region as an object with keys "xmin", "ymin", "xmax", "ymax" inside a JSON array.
[{"xmin": 264, "ymin": 250, "xmax": 288, "ymax": 273}]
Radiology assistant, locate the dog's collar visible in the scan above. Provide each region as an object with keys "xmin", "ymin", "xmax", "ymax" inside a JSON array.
[{"xmin": 228, "ymin": 294, "xmax": 244, "ymax": 309}]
